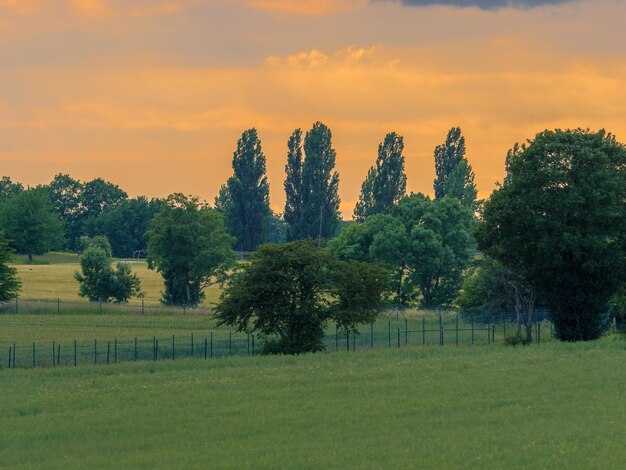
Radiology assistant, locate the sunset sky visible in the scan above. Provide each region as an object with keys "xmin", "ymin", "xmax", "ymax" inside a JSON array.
[{"xmin": 2, "ymin": 0, "xmax": 626, "ymax": 217}]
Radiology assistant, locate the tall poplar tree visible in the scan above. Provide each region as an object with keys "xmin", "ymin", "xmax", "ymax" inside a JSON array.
[
  {"xmin": 226, "ymin": 128, "xmax": 271, "ymax": 251},
  {"xmin": 433, "ymin": 127, "xmax": 477, "ymax": 210},
  {"xmin": 283, "ymin": 129, "xmax": 303, "ymax": 240},
  {"xmin": 299, "ymin": 122, "xmax": 341, "ymax": 240},
  {"xmin": 354, "ymin": 132, "xmax": 406, "ymax": 221}
]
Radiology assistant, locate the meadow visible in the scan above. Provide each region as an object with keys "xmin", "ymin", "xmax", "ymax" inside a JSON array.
[{"xmin": 0, "ymin": 340, "xmax": 624, "ymax": 469}]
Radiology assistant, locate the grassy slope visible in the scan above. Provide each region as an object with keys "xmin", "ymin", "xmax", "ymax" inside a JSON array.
[{"xmin": 1, "ymin": 341, "xmax": 625, "ymax": 469}]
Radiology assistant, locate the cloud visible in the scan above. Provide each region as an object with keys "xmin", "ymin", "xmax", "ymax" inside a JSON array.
[
  {"xmin": 395, "ymin": 0, "xmax": 576, "ymax": 9},
  {"xmin": 232, "ymin": 0, "xmax": 365, "ymax": 16}
]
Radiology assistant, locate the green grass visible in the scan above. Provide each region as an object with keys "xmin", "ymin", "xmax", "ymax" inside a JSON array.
[
  {"xmin": 0, "ymin": 340, "xmax": 624, "ymax": 468},
  {"xmin": 10, "ymin": 251, "xmax": 80, "ymax": 265}
]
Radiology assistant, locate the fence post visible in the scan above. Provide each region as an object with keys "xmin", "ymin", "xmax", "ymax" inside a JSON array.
[
  {"xmin": 229, "ymin": 331, "xmax": 232, "ymax": 356},
  {"xmin": 57, "ymin": 344, "xmax": 60, "ymax": 366},
  {"xmin": 191, "ymin": 333, "xmax": 194, "ymax": 358},
  {"xmin": 33, "ymin": 342, "xmax": 36, "ymax": 368},
  {"xmin": 94, "ymin": 339, "xmax": 97, "ymax": 364},
  {"xmin": 346, "ymin": 331, "xmax": 349, "ymax": 352},
  {"xmin": 114, "ymin": 338, "xmax": 117, "ymax": 364},
  {"xmin": 471, "ymin": 317, "xmax": 474, "ymax": 345},
  {"xmin": 152, "ymin": 336, "xmax": 156, "ymax": 361},
  {"xmin": 107, "ymin": 342, "xmax": 110, "ymax": 365},
  {"xmin": 388, "ymin": 320, "xmax": 391, "ymax": 348},
  {"xmin": 247, "ymin": 333, "xmax": 250, "ymax": 356},
  {"xmin": 8, "ymin": 346, "xmax": 12, "ymax": 369},
  {"xmin": 397, "ymin": 327, "xmax": 400, "ymax": 348},
  {"xmin": 210, "ymin": 332, "xmax": 213, "ymax": 358},
  {"xmin": 141, "ymin": 299, "xmax": 144, "ymax": 316},
  {"xmin": 15, "ymin": 297, "xmax": 18, "ymax": 314},
  {"xmin": 172, "ymin": 335, "xmax": 175, "ymax": 360},
  {"xmin": 353, "ymin": 331, "xmax": 356, "ymax": 351},
  {"xmin": 183, "ymin": 305, "xmax": 186, "ymax": 315},
  {"xmin": 439, "ymin": 312, "xmax": 443, "ymax": 346},
  {"xmin": 155, "ymin": 339, "xmax": 159, "ymax": 360},
  {"xmin": 251, "ymin": 335, "xmax": 255, "ymax": 356},
  {"xmin": 370, "ymin": 323, "xmax": 374, "ymax": 349},
  {"xmin": 335, "ymin": 324, "xmax": 338, "ymax": 352},
  {"xmin": 503, "ymin": 318, "xmax": 506, "ymax": 339},
  {"xmin": 57, "ymin": 298, "xmax": 60, "ymax": 315},
  {"xmin": 53, "ymin": 341, "xmax": 56, "ymax": 367},
  {"xmin": 74, "ymin": 340, "xmax": 77, "ymax": 366},
  {"xmin": 492, "ymin": 322, "xmax": 496, "ymax": 344},
  {"xmin": 134, "ymin": 338, "xmax": 137, "ymax": 362},
  {"xmin": 456, "ymin": 315, "xmax": 459, "ymax": 346},
  {"xmin": 204, "ymin": 337, "xmax": 208, "ymax": 359},
  {"xmin": 99, "ymin": 298, "xmax": 102, "ymax": 314},
  {"xmin": 405, "ymin": 318, "xmax": 408, "ymax": 345}
]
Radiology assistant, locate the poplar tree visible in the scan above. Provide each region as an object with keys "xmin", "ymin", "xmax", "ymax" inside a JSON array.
[
  {"xmin": 433, "ymin": 127, "xmax": 478, "ymax": 210},
  {"xmin": 225, "ymin": 128, "xmax": 272, "ymax": 251},
  {"xmin": 354, "ymin": 132, "xmax": 406, "ymax": 221},
  {"xmin": 284, "ymin": 122, "xmax": 340, "ymax": 240}
]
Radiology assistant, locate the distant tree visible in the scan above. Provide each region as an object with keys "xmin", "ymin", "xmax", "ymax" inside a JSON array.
[
  {"xmin": 475, "ymin": 129, "xmax": 626, "ymax": 341},
  {"xmin": 285, "ymin": 122, "xmax": 341, "ymax": 241},
  {"xmin": 354, "ymin": 132, "xmax": 407, "ymax": 221},
  {"xmin": 265, "ymin": 211, "xmax": 288, "ymax": 244},
  {"xmin": 331, "ymin": 194, "xmax": 474, "ymax": 308},
  {"xmin": 0, "ymin": 187, "xmax": 65, "ymax": 261},
  {"xmin": 0, "ymin": 176, "xmax": 24, "ymax": 202},
  {"xmin": 433, "ymin": 127, "xmax": 478, "ymax": 210},
  {"xmin": 85, "ymin": 197, "xmax": 162, "ymax": 258},
  {"xmin": 503, "ymin": 143, "xmax": 525, "ymax": 187},
  {"xmin": 216, "ymin": 240, "xmax": 387, "ymax": 354},
  {"xmin": 0, "ymin": 232, "xmax": 21, "ymax": 302},
  {"xmin": 224, "ymin": 129, "xmax": 272, "ymax": 251},
  {"xmin": 284, "ymin": 129, "xmax": 304, "ymax": 240},
  {"xmin": 147, "ymin": 194, "xmax": 236, "ymax": 305},
  {"xmin": 82, "ymin": 178, "xmax": 127, "ymax": 218},
  {"xmin": 353, "ymin": 167, "xmax": 376, "ymax": 222},
  {"xmin": 75, "ymin": 236, "xmax": 141, "ymax": 303},
  {"xmin": 48, "ymin": 173, "xmax": 84, "ymax": 250}
]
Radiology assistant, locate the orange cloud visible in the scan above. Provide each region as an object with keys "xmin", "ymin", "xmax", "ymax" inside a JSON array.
[{"xmin": 239, "ymin": 0, "xmax": 364, "ymax": 16}]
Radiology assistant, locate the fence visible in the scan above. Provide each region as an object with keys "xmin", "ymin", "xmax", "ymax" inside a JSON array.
[{"xmin": 0, "ymin": 311, "xmax": 554, "ymax": 370}]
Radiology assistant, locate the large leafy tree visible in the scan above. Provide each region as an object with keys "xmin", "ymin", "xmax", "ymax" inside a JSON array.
[
  {"xmin": 433, "ymin": 127, "xmax": 478, "ymax": 211},
  {"xmin": 0, "ymin": 187, "xmax": 65, "ymax": 261},
  {"xmin": 331, "ymin": 194, "xmax": 474, "ymax": 308},
  {"xmin": 48, "ymin": 173, "xmax": 84, "ymax": 250},
  {"xmin": 75, "ymin": 236, "xmax": 142, "ymax": 303},
  {"xmin": 285, "ymin": 122, "xmax": 341, "ymax": 240},
  {"xmin": 0, "ymin": 176, "xmax": 23, "ymax": 202},
  {"xmin": 475, "ymin": 129, "xmax": 626, "ymax": 341},
  {"xmin": 224, "ymin": 128, "xmax": 272, "ymax": 251},
  {"xmin": 354, "ymin": 132, "xmax": 407, "ymax": 221},
  {"xmin": 0, "ymin": 232, "xmax": 21, "ymax": 302},
  {"xmin": 85, "ymin": 196, "xmax": 162, "ymax": 258},
  {"xmin": 283, "ymin": 129, "xmax": 304, "ymax": 240},
  {"xmin": 147, "ymin": 194, "xmax": 236, "ymax": 305},
  {"xmin": 216, "ymin": 240, "xmax": 387, "ymax": 354},
  {"xmin": 81, "ymin": 178, "xmax": 128, "ymax": 217}
]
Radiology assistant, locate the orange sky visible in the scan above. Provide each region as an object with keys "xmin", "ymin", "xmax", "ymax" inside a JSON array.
[{"xmin": 1, "ymin": 0, "xmax": 626, "ymax": 217}]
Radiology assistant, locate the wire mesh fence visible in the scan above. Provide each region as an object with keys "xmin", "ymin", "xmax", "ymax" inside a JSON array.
[{"xmin": 0, "ymin": 310, "xmax": 555, "ymax": 370}]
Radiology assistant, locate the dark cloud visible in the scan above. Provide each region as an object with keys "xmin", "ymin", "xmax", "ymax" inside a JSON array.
[{"xmin": 396, "ymin": 0, "xmax": 576, "ymax": 10}]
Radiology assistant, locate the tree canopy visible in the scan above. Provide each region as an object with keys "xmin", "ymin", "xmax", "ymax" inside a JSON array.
[
  {"xmin": 0, "ymin": 232, "xmax": 21, "ymax": 302},
  {"xmin": 147, "ymin": 194, "xmax": 236, "ymax": 305},
  {"xmin": 475, "ymin": 129, "xmax": 626, "ymax": 341},
  {"xmin": 285, "ymin": 122, "xmax": 340, "ymax": 240},
  {"xmin": 331, "ymin": 194, "xmax": 474, "ymax": 308},
  {"xmin": 216, "ymin": 240, "xmax": 388, "ymax": 354},
  {"xmin": 0, "ymin": 186, "xmax": 65, "ymax": 261},
  {"xmin": 354, "ymin": 132, "xmax": 406, "ymax": 221}
]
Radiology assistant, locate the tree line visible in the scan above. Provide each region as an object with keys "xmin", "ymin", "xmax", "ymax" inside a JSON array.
[{"xmin": 0, "ymin": 125, "xmax": 624, "ymax": 350}]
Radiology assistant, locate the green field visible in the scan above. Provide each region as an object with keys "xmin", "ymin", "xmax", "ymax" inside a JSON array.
[{"xmin": 0, "ymin": 340, "xmax": 624, "ymax": 468}]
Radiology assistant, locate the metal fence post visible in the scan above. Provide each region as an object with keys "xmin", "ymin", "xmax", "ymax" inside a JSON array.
[
  {"xmin": 74, "ymin": 340, "xmax": 77, "ymax": 366},
  {"xmin": 335, "ymin": 324, "xmax": 338, "ymax": 352},
  {"xmin": 405, "ymin": 318, "xmax": 408, "ymax": 345},
  {"xmin": 8, "ymin": 346, "xmax": 12, "ymax": 369},
  {"xmin": 114, "ymin": 338, "xmax": 117, "ymax": 364},
  {"xmin": 422, "ymin": 317, "xmax": 425, "ymax": 345},
  {"xmin": 204, "ymin": 337, "xmax": 208, "ymax": 359},
  {"xmin": 456, "ymin": 315, "xmax": 459, "ymax": 346},
  {"xmin": 370, "ymin": 323, "xmax": 374, "ymax": 349},
  {"xmin": 346, "ymin": 330, "xmax": 349, "ymax": 352},
  {"xmin": 15, "ymin": 297, "xmax": 18, "ymax": 314},
  {"xmin": 107, "ymin": 342, "xmax": 110, "ymax": 365},
  {"xmin": 471, "ymin": 317, "xmax": 474, "ymax": 345},
  {"xmin": 172, "ymin": 335, "xmax": 175, "ymax": 360},
  {"xmin": 191, "ymin": 333, "xmax": 194, "ymax": 358},
  {"xmin": 141, "ymin": 299, "xmax": 144, "ymax": 316},
  {"xmin": 57, "ymin": 298, "xmax": 60, "ymax": 315},
  {"xmin": 252, "ymin": 335, "xmax": 255, "ymax": 356},
  {"xmin": 134, "ymin": 338, "xmax": 137, "ymax": 362},
  {"xmin": 95, "ymin": 339, "xmax": 97, "ymax": 364},
  {"xmin": 397, "ymin": 327, "xmax": 400, "ymax": 348},
  {"xmin": 229, "ymin": 331, "xmax": 232, "ymax": 356},
  {"xmin": 53, "ymin": 341, "xmax": 56, "ymax": 367},
  {"xmin": 210, "ymin": 332, "xmax": 213, "ymax": 358}
]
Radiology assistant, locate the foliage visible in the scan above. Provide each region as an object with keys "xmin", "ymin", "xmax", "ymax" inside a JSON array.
[
  {"xmin": 147, "ymin": 194, "xmax": 236, "ymax": 305},
  {"xmin": 81, "ymin": 178, "xmax": 128, "ymax": 217},
  {"xmin": 283, "ymin": 129, "xmax": 304, "ymax": 241},
  {"xmin": 331, "ymin": 194, "xmax": 474, "ymax": 308},
  {"xmin": 85, "ymin": 197, "xmax": 162, "ymax": 258},
  {"xmin": 608, "ymin": 284, "xmax": 626, "ymax": 332},
  {"xmin": 354, "ymin": 132, "xmax": 407, "ymax": 221},
  {"xmin": 216, "ymin": 240, "xmax": 387, "ymax": 354},
  {"xmin": 74, "ymin": 239, "xmax": 142, "ymax": 303},
  {"xmin": 285, "ymin": 122, "xmax": 341, "ymax": 241},
  {"xmin": 475, "ymin": 129, "xmax": 626, "ymax": 341},
  {"xmin": 47, "ymin": 173, "xmax": 84, "ymax": 250},
  {"xmin": 223, "ymin": 128, "xmax": 272, "ymax": 251},
  {"xmin": 265, "ymin": 211, "xmax": 288, "ymax": 244},
  {"xmin": 0, "ymin": 176, "xmax": 24, "ymax": 201},
  {"xmin": 433, "ymin": 127, "xmax": 478, "ymax": 211},
  {"xmin": 0, "ymin": 186, "xmax": 65, "ymax": 261},
  {"xmin": 0, "ymin": 232, "xmax": 21, "ymax": 302}
]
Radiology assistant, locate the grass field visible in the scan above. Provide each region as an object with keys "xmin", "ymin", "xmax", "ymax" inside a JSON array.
[
  {"xmin": 0, "ymin": 340, "xmax": 624, "ymax": 468},
  {"xmin": 11, "ymin": 253, "xmax": 221, "ymax": 306}
]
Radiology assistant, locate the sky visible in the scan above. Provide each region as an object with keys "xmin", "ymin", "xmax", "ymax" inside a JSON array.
[{"xmin": 1, "ymin": 0, "xmax": 626, "ymax": 217}]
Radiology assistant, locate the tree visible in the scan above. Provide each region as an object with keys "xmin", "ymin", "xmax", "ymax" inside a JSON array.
[
  {"xmin": 433, "ymin": 127, "xmax": 478, "ymax": 210},
  {"xmin": 224, "ymin": 129, "xmax": 272, "ymax": 251},
  {"xmin": 475, "ymin": 129, "xmax": 626, "ymax": 341},
  {"xmin": 48, "ymin": 173, "xmax": 84, "ymax": 250},
  {"xmin": 285, "ymin": 122, "xmax": 341, "ymax": 240},
  {"xmin": 0, "ymin": 176, "xmax": 23, "ymax": 202},
  {"xmin": 0, "ymin": 232, "xmax": 21, "ymax": 302},
  {"xmin": 81, "ymin": 178, "xmax": 127, "ymax": 218},
  {"xmin": 147, "ymin": 194, "xmax": 236, "ymax": 305},
  {"xmin": 331, "ymin": 194, "xmax": 474, "ymax": 308},
  {"xmin": 354, "ymin": 132, "xmax": 406, "ymax": 221},
  {"xmin": 84, "ymin": 197, "xmax": 162, "ymax": 258},
  {"xmin": 0, "ymin": 187, "xmax": 65, "ymax": 261},
  {"xmin": 284, "ymin": 129, "xmax": 304, "ymax": 240},
  {"xmin": 75, "ymin": 236, "xmax": 142, "ymax": 303},
  {"xmin": 216, "ymin": 240, "xmax": 388, "ymax": 354}
]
